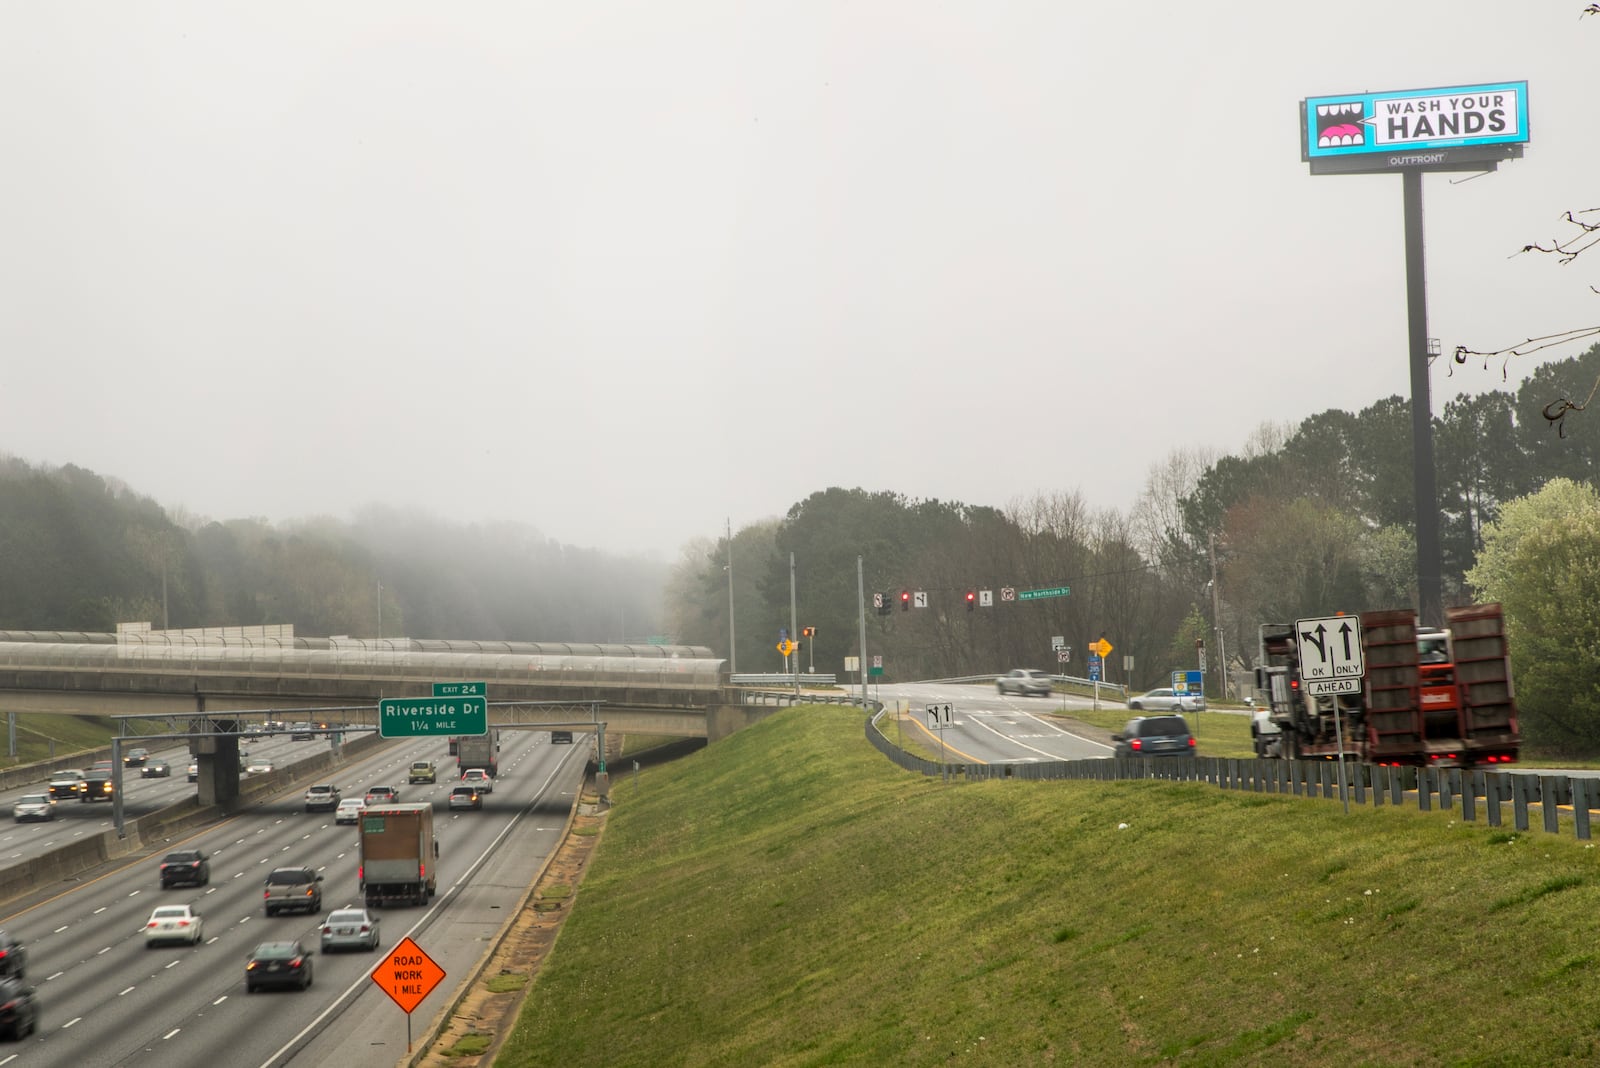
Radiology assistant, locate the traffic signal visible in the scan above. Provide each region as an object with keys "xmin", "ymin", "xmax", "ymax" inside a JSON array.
[
  {"xmin": 965, "ymin": 590, "xmax": 975, "ymax": 612},
  {"xmin": 876, "ymin": 593, "xmax": 891, "ymax": 617},
  {"xmin": 802, "ymin": 626, "xmax": 816, "ymax": 638},
  {"xmin": 900, "ymin": 590, "xmax": 911, "ymax": 611}
]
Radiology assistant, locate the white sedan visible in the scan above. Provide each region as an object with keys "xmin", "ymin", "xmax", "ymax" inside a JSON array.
[
  {"xmin": 334, "ymin": 798, "xmax": 366, "ymax": 825},
  {"xmin": 1128, "ymin": 688, "xmax": 1206, "ymax": 713},
  {"xmin": 145, "ymin": 904, "xmax": 204, "ymax": 947},
  {"xmin": 461, "ymin": 769, "xmax": 493, "ymax": 794}
]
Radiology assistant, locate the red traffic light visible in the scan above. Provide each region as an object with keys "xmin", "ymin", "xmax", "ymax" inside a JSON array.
[
  {"xmin": 900, "ymin": 590, "xmax": 910, "ymax": 611},
  {"xmin": 965, "ymin": 590, "xmax": 975, "ymax": 611}
]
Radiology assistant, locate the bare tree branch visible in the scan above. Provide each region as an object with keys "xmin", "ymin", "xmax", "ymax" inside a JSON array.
[
  {"xmin": 1454, "ymin": 329, "xmax": 1600, "ymax": 436},
  {"xmin": 1515, "ymin": 208, "xmax": 1600, "ymax": 264}
]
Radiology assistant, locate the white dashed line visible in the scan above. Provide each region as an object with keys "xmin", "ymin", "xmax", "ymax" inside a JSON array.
[{"xmin": 118, "ymin": 986, "xmax": 135, "ymax": 996}]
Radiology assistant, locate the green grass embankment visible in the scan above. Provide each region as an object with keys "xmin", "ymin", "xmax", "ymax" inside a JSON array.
[
  {"xmin": 1, "ymin": 714, "xmax": 120, "ymax": 767},
  {"xmin": 500, "ymin": 704, "xmax": 1600, "ymax": 1067}
]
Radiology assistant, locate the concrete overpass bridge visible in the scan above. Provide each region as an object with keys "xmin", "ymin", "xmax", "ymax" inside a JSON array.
[{"xmin": 0, "ymin": 628, "xmax": 795, "ymax": 745}]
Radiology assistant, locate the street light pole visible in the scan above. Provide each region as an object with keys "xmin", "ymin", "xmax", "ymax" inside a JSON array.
[{"xmin": 726, "ymin": 517, "xmax": 737, "ymax": 673}]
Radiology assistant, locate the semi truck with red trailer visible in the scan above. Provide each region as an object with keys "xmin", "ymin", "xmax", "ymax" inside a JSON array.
[{"xmin": 1254, "ymin": 603, "xmax": 1519, "ymax": 767}]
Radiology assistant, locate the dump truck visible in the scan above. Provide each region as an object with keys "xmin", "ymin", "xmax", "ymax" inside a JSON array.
[
  {"xmin": 357, "ymin": 803, "xmax": 438, "ymax": 908},
  {"xmin": 1254, "ymin": 603, "xmax": 1520, "ymax": 768},
  {"xmin": 455, "ymin": 730, "xmax": 499, "ymax": 778}
]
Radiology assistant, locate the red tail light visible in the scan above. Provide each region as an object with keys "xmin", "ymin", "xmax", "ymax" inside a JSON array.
[
  {"xmin": 358, "ymin": 864, "xmax": 363, "ymax": 881},
  {"xmin": 321, "ymin": 926, "xmax": 332, "ymax": 935},
  {"xmin": 263, "ymin": 890, "xmax": 270, "ymax": 900},
  {"xmin": 290, "ymin": 956, "xmax": 304, "ymax": 967},
  {"xmin": 1130, "ymin": 739, "xmax": 1143, "ymax": 751},
  {"xmin": 1187, "ymin": 737, "xmax": 1196, "ymax": 748}
]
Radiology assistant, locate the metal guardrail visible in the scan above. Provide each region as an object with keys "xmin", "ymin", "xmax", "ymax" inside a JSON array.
[
  {"xmin": 730, "ymin": 673, "xmax": 837, "ymax": 686},
  {"xmin": 910, "ymin": 674, "xmax": 1130, "ymax": 701},
  {"xmin": 737, "ymin": 688, "xmax": 869, "ymax": 708},
  {"xmin": 865, "ymin": 710, "xmax": 1598, "ymax": 841}
]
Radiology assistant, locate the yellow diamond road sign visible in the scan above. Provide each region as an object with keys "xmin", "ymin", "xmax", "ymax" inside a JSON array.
[
  {"xmin": 777, "ymin": 639, "xmax": 796, "ymax": 656},
  {"xmin": 1091, "ymin": 639, "xmax": 1113, "ymax": 658}
]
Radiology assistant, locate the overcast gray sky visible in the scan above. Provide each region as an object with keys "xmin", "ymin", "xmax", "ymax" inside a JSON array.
[{"xmin": 3, "ymin": 3, "xmax": 1596, "ymax": 558}]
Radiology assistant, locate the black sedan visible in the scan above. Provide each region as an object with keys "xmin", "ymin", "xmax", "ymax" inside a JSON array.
[
  {"xmin": 141, "ymin": 758, "xmax": 172, "ymax": 778},
  {"xmin": 245, "ymin": 940, "xmax": 314, "ymax": 992},
  {"xmin": 0, "ymin": 975, "xmax": 37, "ymax": 1040}
]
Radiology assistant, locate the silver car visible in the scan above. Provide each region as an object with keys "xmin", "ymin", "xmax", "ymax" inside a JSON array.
[
  {"xmin": 1128, "ymin": 687, "xmax": 1205, "ymax": 713},
  {"xmin": 997, "ymin": 669, "xmax": 1053, "ymax": 697},
  {"xmin": 319, "ymin": 908, "xmax": 381, "ymax": 952},
  {"xmin": 12, "ymin": 794, "xmax": 55, "ymax": 823}
]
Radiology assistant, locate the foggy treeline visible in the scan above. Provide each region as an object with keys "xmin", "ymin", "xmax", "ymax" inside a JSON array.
[
  {"xmin": 668, "ymin": 345, "xmax": 1600, "ymax": 708},
  {"xmin": 0, "ymin": 458, "xmax": 667, "ymax": 644}
]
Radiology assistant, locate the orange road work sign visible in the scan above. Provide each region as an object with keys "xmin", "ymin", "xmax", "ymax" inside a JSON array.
[{"xmin": 372, "ymin": 936, "xmax": 446, "ymax": 1014}]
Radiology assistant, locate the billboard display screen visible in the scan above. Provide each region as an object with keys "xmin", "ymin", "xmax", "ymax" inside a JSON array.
[{"xmin": 1303, "ymin": 81, "xmax": 1528, "ymax": 161}]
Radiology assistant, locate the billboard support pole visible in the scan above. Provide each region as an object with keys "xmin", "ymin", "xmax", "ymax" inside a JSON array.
[{"xmin": 1404, "ymin": 169, "xmax": 1444, "ymax": 629}]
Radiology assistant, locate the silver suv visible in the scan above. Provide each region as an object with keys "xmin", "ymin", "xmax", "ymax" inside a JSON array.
[
  {"xmin": 997, "ymin": 669, "xmax": 1053, "ymax": 697},
  {"xmin": 303, "ymin": 784, "xmax": 341, "ymax": 812},
  {"xmin": 263, "ymin": 866, "xmax": 324, "ymax": 916}
]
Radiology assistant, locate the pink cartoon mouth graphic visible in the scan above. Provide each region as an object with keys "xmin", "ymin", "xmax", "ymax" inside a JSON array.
[{"xmin": 1315, "ymin": 102, "xmax": 1366, "ymax": 147}]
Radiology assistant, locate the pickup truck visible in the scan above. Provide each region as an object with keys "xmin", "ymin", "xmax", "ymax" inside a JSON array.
[
  {"xmin": 48, "ymin": 770, "xmax": 87, "ymax": 800},
  {"xmin": 81, "ymin": 769, "xmax": 115, "ymax": 803}
]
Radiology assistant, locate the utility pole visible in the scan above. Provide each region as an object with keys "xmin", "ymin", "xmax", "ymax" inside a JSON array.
[
  {"xmin": 1209, "ymin": 534, "xmax": 1226, "ymax": 701},
  {"xmin": 857, "ymin": 556, "xmax": 868, "ymax": 708},
  {"xmin": 789, "ymin": 552, "xmax": 799, "ymax": 696}
]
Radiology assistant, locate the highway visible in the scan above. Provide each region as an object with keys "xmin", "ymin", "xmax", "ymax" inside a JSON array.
[
  {"xmin": 0, "ymin": 728, "xmax": 585, "ymax": 1067},
  {"xmin": 870, "ymin": 680, "xmax": 1118, "ymax": 763},
  {"xmin": 0, "ymin": 734, "xmax": 338, "ymax": 869}
]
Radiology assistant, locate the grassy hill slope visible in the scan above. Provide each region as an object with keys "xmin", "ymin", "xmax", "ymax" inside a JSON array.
[{"xmin": 501, "ymin": 706, "xmax": 1600, "ymax": 1067}]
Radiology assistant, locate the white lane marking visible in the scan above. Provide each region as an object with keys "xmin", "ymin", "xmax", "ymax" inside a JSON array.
[
  {"xmin": 118, "ymin": 986, "xmax": 135, "ymax": 996},
  {"xmin": 63, "ymin": 1017, "xmax": 82, "ymax": 1028},
  {"xmin": 94, "ymin": 906, "xmax": 107, "ymax": 914},
  {"xmin": 213, "ymin": 995, "xmax": 228, "ymax": 1005},
  {"xmin": 163, "ymin": 1028, "xmax": 181, "ymax": 1040},
  {"xmin": 45, "ymin": 971, "xmax": 63, "ymax": 982},
  {"xmin": 97, "ymin": 947, "xmax": 111, "ymax": 956},
  {"xmin": 165, "ymin": 959, "xmax": 181, "ymax": 969},
  {"xmin": 53, "ymin": 925, "xmax": 67, "ymax": 934},
  {"xmin": 205, "ymin": 887, "xmax": 217, "ymax": 895}
]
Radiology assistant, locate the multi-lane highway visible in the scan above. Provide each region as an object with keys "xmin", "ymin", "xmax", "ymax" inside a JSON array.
[
  {"xmin": 0, "ymin": 733, "xmax": 339, "ymax": 871},
  {"xmin": 0, "ymin": 727, "xmax": 585, "ymax": 1067}
]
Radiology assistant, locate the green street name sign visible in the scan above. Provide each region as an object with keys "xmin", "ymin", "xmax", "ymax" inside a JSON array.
[
  {"xmin": 432, "ymin": 681, "xmax": 486, "ymax": 697},
  {"xmin": 380, "ymin": 696, "xmax": 487, "ymax": 739},
  {"xmin": 1018, "ymin": 586, "xmax": 1071, "ymax": 601}
]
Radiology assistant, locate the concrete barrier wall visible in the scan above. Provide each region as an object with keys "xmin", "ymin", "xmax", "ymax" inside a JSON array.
[{"xmin": 0, "ymin": 746, "xmax": 117, "ymax": 792}]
